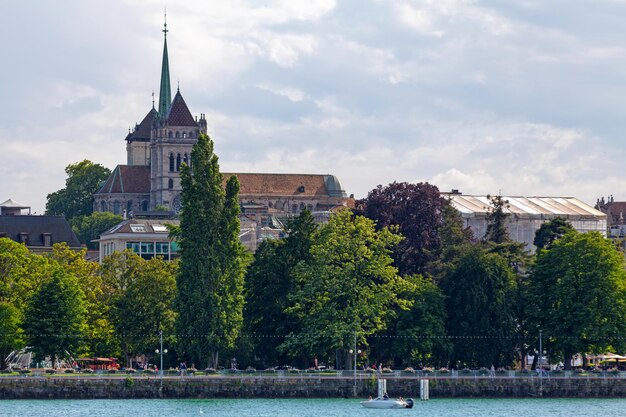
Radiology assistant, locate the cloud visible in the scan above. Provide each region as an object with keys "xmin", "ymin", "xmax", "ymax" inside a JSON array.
[{"xmin": 1, "ymin": 0, "xmax": 625, "ymax": 216}]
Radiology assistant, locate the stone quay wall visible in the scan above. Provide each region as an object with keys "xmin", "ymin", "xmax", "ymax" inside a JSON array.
[{"xmin": 1, "ymin": 375, "xmax": 626, "ymax": 399}]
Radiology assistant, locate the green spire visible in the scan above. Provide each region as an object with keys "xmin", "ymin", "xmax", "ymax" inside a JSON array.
[{"xmin": 158, "ymin": 13, "xmax": 171, "ymax": 118}]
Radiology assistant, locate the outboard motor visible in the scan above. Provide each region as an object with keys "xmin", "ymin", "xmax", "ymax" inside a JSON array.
[{"xmin": 405, "ymin": 398, "xmax": 414, "ymax": 408}]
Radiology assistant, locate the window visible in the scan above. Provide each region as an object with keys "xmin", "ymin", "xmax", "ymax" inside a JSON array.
[
  {"xmin": 126, "ymin": 242, "xmax": 140, "ymax": 253},
  {"xmin": 168, "ymin": 131, "xmax": 173, "ymax": 138},
  {"xmin": 152, "ymin": 225, "xmax": 168, "ymax": 233},
  {"xmin": 183, "ymin": 153, "xmax": 188, "ymax": 165},
  {"xmin": 182, "ymin": 132, "xmax": 187, "ymax": 138},
  {"xmin": 175, "ymin": 131, "xmax": 180, "ymax": 138},
  {"xmin": 142, "ymin": 200, "xmax": 148, "ymax": 211},
  {"xmin": 100, "ymin": 201, "xmax": 107, "ymax": 211},
  {"xmin": 168, "ymin": 178, "xmax": 173, "ymax": 189},
  {"xmin": 126, "ymin": 200, "xmax": 133, "ymax": 212},
  {"xmin": 141, "ymin": 242, "xmax": 154, "ymax": 254},
  {"xmin": 113, "ymin": 201, "xmax": 121, "ymax": 214},
  {"xmin": 169, "ymin": 153, "xmax": 175, "ymax": 171},
  {"xmin": 176, "ymin": 154, "xmax": 181, "ymax": 171},
  {"xmin": 130, "ymin": 224, "xmax": 146, "ymax": 232}
]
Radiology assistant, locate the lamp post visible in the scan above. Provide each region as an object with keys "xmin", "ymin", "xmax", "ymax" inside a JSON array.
[
  {"xmin": 349, "ymin": 331, "xmax": 362, "ymax": 395},
  {"xmin": 155, "ymin": 330, "xmax": 168, "ymax": 388}
]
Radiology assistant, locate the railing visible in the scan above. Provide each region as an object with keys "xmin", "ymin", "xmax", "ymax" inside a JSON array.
[{"xmin": 2, "ymin": 368, "xmax": 626, "ymax": 379}]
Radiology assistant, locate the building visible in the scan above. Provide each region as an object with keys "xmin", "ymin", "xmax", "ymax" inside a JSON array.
[
  {"xmin": 447, "ymin": 193, "xmax": 607, "ymax": 251},
  {"xmin": 0, "ymin": 199, "xmax": 82, "ymax": 253},
  {"xmin": 93, "ymin": 20, "xmax": 352, "ymax": 223},
  {"xmin": 596, "ymin": 196, "xmax": 626, "ymax": 238}
]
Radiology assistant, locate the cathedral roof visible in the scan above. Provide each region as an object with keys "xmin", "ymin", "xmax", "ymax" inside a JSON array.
[
  {"xmin": 166, "ymin": 90, "xmax": 197, "ymax": 127},
  {"xmin": 223, "ymin": 173, "xmax": 347, "ymax": 198},
  {"xmin": 126, "ymin": 108, "xmax": 158, "ymax": 143},
  {"xmin": 96, "ymin": 165, "xmax": 150, "ymax": 195}
]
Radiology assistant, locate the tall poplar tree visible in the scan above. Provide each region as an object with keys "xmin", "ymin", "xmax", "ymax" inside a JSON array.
[{"xmin": 176, "ymin": 134, "xmax": 246, "ymax": 369}]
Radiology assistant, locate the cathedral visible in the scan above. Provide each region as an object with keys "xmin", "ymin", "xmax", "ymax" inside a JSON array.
[{"xmin": 94, "ymin": 21, "xmax": 352, "ymax": 221}]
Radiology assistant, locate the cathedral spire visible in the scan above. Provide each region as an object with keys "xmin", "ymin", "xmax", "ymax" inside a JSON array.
[{"xmin": 158, "ymin": 11, "xmax": 172, "ymax": 119}]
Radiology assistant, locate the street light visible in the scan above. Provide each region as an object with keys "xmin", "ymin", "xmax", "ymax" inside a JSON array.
[
  {"xmin": 155, "ymin": 330, "xmax": 167, "ymax": 388},
  {"xmin": 349, "ymin": 331, "xmax": 362, "ymax": 395}
]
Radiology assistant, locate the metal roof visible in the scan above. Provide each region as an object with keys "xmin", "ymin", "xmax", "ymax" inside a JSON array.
[{"xmin": 447, "ymin": 195, "xmax": 605, "ymax": 218}]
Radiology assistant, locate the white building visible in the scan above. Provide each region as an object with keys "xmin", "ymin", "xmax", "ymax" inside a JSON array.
[{"xmin": 447, "ymin": 194, "xmax": 607, "ymax": 251}]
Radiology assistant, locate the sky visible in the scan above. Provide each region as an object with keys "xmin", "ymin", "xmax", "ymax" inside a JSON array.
[{"xmin": 1, "ymin": 0, "xmax": 625, "ymax": 214}]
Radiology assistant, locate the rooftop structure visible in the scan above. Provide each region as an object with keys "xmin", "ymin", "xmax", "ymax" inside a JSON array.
[{"xmin": 446, "ymin": 193, "xmax": 607, "ymax": 251}]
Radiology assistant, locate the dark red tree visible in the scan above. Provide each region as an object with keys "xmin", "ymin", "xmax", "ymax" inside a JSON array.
[{"xmin": 355, "ymin": 182, "xmax": 449, "ymax": 276}]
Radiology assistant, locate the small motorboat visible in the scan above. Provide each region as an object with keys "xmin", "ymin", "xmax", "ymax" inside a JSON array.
[
  {"xmin": 361, "ymin": 396, "xmax": 414, "ymax": 409},
  {"xmin": 361, "ymin": 378, "xmax": 414, "ymax": 408}
]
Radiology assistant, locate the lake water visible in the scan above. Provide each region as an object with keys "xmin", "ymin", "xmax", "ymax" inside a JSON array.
[{"xmin": 0, "ymin": 398, "xmax": 623, "ymax": 417}]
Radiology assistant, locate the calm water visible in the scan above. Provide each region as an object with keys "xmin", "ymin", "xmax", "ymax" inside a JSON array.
[{"xmin": 0, "ymin": 398, "xmax": 624, "ymax": 417}]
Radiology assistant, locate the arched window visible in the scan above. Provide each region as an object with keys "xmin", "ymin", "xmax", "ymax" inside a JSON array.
[
  {"xmin": 113, "ymin": 201, "xmax": 121, "ymax": 215},
  {"xmin": 168, "ymin": 179, "xmax": 173, "ymax": 189},
  {"xmin": 168, "ymin": 131, "xmax": 173, "ymax": 138},
  {"xmin": 176, "ymin": 154, "xmax": 181, "ymax": 171},
  {"xmin": 169, "ymin": 153, "xmax": 175, "ymax": 172},
  {"xmin": 268, "ymin": 202, "xmax": 273, "ymax": 208},
  {"xmin": 307, "ymin": 204, "xmax": 313, "ymax": 211},
  {"xmin": 100, "ymin": 201, "xmax": 107, "ymax": 212},
  {"xmin": 292, "ymin": 204, "xmax": 298, "ymax": 213},
  {"xmin": 127, "ymin": 200, "xmax": 133, "ymax": 212},
  {"xmin": 299, "ymin": 203, "xmax": 305, "ymax": 211},
  {"xmin": 183, "ymin": 153, "xmax": 188, "ymax": 166},
  {"xmin": 182, "ymin": 132, "xmax": 187, "ymax": 138},
  {"xmin": 175, "ymin": 131, "xmax": 180, "ymax": 138},
  {"xmin": 142, "ymin": 200, "xmax": 148, "ymax": 211}
]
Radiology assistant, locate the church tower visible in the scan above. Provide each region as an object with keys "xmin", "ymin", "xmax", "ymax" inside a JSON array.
[{"xmin": 149, "ymin": 18, "xmax": 207, "ymax": 211}]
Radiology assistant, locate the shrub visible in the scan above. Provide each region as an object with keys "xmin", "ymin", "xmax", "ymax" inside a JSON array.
[
  {"xmin": 124, "ymin": 376, "xmax": 134, "ymax": 388},
  {"xmin": 126, "ymin": 368, "xmax": 136, "ymax": 374},
  {"xmin": 18, "ymin": 369, "xmax": 31, "ymax": 374},
  {"xmin": 64, "ymin": 369, "xmax": 75, "ymax": 374},
  {"xmin": 245, "ymin": 367, "xmax": 256, "ymax": 373},
  {"xmin": 204, "ymin": 368, "xmax": 217, "ymax": 375},
  {"xmin": 144, "ymin": 369, "xmax": 155, "ymax": 375},
  {"xmin": 45, "ymin": 369, "xmax": 56, "ymax": 374}
]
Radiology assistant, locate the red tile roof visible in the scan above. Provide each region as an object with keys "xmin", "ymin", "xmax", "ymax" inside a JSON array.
[
  {"xmin": 97, "ymin": 165, "xmax": 150, "ymax": 194},
  {"xmin": 224, "ymin": 173, "xmax": 329, "ymax": 196},
  {"xmin": 166, "ymin": 91, "xmax": 197, "ymax": 127}
]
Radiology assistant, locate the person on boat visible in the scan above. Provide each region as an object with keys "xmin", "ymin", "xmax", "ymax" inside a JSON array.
[{"xmin": 383, "ymin": 392, "xmax": 389, "ymax": 400}]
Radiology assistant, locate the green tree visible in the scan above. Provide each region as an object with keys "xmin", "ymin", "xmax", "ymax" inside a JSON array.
[
  {"xmin": 0, "ymin": 302, "xmax": 24, "ymax": 369},
  {"xmin": 0, "ymin": 238, "xmax": 52, "ymax": 310},
  {"xmin": 46, "ymin": 160, "xmax": 111, "ymax": 220},
  {"xmin": 533, "ymin": 217, "xmax": 575, "ymax": 251},
  {"xmin": 176, "ymin": 134, "xmax": 246, "ymax": 368},
  {"xmin": 47, "ymin": 244, "xmax": 116, "ymax": 357},
  {"xmin": 484, "ymin": 195, "xmax": 510, "ymax": 244},
  {"xmin": 370, "ymin": 274, "xmax": 449, "ymax": 368},
  {"xmin": 442, "ymin": 246, "xmax": 517, "ymax": 368},
  {"xmin": 280, "ymin": 209, "xmax": 412, "ymax": 369},
  {"xmin": 100, "ymin": 251, "xmax": 177, "ymax": 367},
  {"xmin": 530, "ymin": 231, "xmax": 626, "ymax": 370},
  {"xmin": 242, "ymin": 210, "xmax": 317, "ymax": 367},
  {"xmin": 23, "ymin": 269, "xmax": 87, "ymax": 364},
  {"xmin": 71, "ymin": 212, "xmax": 123, "ymax": 249}
]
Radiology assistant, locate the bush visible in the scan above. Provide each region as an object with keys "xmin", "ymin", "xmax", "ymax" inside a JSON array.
[
  {"xmin": 124, "ymin": 376, "xmax": 134, "ymax": 388},
  {"xmin": 18, "ymin": 369, "xmax": 32, "ymax": 374},
  {"xmin": 45, "ymin": 369, "xmax": 56, "ymax": 374},
  {"xmin": 64, "ymin": 369, "xmax": 75, "ymax": 374},
  {"xmin": 126, "ymin": 368, "xmax": 136, "ymax": 374},
  {"xmin": 204, "ymin": 368, "xmax": 217, "ymax": 375},
  {"xmin": 245, "ymin": 367, "xmax": 256, "ymax": 373},
  {"xmin": 144, "ymin": 369, "xmax": 155, "ymax": 375}
]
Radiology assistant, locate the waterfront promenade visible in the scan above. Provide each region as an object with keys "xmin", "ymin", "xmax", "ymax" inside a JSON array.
[{"xmin": 2, "ymin": 369, "xmax": 626, "ymax": 399}]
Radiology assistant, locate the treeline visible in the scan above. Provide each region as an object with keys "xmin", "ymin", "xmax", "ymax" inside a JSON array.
[{"xmin": 4, "ymin": 136, "xmax": 626, "ymax": 372}]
